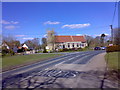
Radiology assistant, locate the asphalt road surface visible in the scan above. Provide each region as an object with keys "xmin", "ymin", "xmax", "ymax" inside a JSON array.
[{"xmin": 2, "ymin": 50, "xmax": 116, "ymax": 88}]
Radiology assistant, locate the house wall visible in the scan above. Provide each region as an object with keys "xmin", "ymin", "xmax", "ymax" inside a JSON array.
[{"xmin": 55, "ymin": 42, "xmax": 87, "ymax": 49}]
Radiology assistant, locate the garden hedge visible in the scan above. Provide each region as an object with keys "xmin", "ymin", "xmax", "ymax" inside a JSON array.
[{"xmin": 106, "ymin": 45, "xmax": 120, "ymax": 52}]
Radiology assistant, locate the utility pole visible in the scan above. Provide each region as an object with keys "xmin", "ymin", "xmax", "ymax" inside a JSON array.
[{"xmin": 110, "ymin": 25, "xmax": 113, "ymax": 44}]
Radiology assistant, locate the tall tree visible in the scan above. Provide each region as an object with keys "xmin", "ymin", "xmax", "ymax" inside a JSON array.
[
  {"xmin": 84, "ymin": 35, "xmax": 94, "ymax": 47},
  {"xmin": 32, "ymin": 38, "xmax": 40, "ymax": 49},
  {"xmin": 100, "ymin": 34, "xmax": 106, "ymax": 46},
  {"xmin": 24, "ymin": 38, "xmax": 40, "ymax": 50},
  {"xmin": 41, "ymin": 37, "xmax": 47, "ymax": 49},
  {"xmin": 2, "ymin": 35, "xmax": 20, "ymax": 48},
  {"xmin": 94, "ymin": 36, "xmax": 101, "ymax": 47}
]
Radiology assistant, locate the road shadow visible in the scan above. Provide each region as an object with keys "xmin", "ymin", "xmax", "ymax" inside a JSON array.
[{"xmin": 2, "ymin": 69, "xmax": 119, "ymax": 89}]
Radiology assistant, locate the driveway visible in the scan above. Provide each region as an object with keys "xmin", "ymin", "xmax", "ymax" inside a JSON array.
[{"xmin": 2, "ymin": 50, "xmax": 119, "ymax": 88}]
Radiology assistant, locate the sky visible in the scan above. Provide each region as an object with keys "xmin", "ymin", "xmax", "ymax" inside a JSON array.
[{"xmin": 2, "ymin": 2, "xmax": 118, "ymax": 44}]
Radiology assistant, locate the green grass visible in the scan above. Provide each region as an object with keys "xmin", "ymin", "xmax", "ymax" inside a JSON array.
[
  {"xmin": 2, "ymin": 54, "xmax": 62, "ymax": 69},
  {"xmin": 105, "ymin": 52, "xmax": 119, "ymax": 70}
]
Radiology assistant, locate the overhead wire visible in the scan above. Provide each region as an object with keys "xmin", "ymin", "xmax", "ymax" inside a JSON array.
[
  {"xmin": 111, "ymin": 0, "xmax": 118, "ymax": 25},
  {"xmin": 100, "ymin": 1, "xmax": 118, "ymax": 89}
]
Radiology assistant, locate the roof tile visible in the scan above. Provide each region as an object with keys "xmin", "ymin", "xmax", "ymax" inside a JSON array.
[{"xmin": 55, "ymin": 36, "xmax": 86, "ymax": 43}]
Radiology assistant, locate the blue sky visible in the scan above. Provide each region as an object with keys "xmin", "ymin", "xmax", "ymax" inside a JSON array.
[{"xmin": 2, "ymin": 2, "xmax": 118, "ymax": 44}]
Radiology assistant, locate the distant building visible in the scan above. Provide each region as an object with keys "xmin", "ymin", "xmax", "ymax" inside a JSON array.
[
  {"xmin": 47, "ymin": 35, "xmax": 87, "ymax": 50},
  {"xmin": 22, "ymin": 44, "xmax": 28, "ymax": 49},
  {"xmin": 2, "ymin": 43, "xmax": 9, "ymax": 49}
]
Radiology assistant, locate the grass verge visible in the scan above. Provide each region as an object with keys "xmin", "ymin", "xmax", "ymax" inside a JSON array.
[
  {"xmin": 105, "ymin": 51, "xmax": 120, "ymax": 82},
  {"xmin": 2, "ymin": 54, "xmax": 62, "ymax": 71},
  {"xmin": 105, "ymin": 52, "xmax": 119, "ymax": 70}
]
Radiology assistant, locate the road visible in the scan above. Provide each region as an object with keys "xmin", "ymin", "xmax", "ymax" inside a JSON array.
[{"xmin": 2, "ymin": 50, "xmax": 118, "ymax": 88}]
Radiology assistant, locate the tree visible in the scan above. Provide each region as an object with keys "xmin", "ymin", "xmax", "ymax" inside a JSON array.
[
  {"xmin": 2, "ymin": 35, "xmax": 20, "ymax": 56},
  {"xmin": 41, "ymin": 38, "xmax": 47, "ymax": 49},
  {"xmin": 84, "ymin": 35, "xmax": 94, "ymax": 47},
  {"xmin": 94, "ymin": 36, "xmax": 101, "ymax": 47},
  {"xmin": 2, "ymin": 35, "xmax": 20, "ymax": 49},
  {"xmin": 24, "ymin": 40, "xmax": 33, "ymax": 49},
  {"xmin": 100, "ymin": 34, "xmax": 106, "ymax": 46},
  {"xmin": 32, "ymin": 38, "xmax": 40, "ymax": 50},
  {"xmin": 24, "ymin": 38, "xmax": 40, "ymax": 50}
]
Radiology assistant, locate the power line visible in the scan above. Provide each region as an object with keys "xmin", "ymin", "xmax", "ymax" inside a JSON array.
[{"xmin": 111, "ymin": 0, "xmax": 118, "ymax": 25}]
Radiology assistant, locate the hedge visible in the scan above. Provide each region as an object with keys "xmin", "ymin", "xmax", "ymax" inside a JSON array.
[{"xmin": 106, "ymin": 45, "xmax": 120, "ymax": 52}]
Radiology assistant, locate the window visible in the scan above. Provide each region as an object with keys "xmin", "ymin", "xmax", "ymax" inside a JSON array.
[
  {"xmin": 72, "ymin": 43, "xmax": 74, "ymax": 47},
  {"xmin": 63, "ymin": 45, "xmax": 65, "ymax": 48},
  {"xmin": 80, "ymin": 43, "xmax": 81, "ymax": 47},
  {"xmin": 77, "ymin": 44, "xmax": 79, "ymax": 47},
  {"xmin": 82, "ymin": 43, "xmax": 84, "ymax": 47},
  {"xmin": 68, "ymin": 43, "xmax": 70, "ymax": 47}
]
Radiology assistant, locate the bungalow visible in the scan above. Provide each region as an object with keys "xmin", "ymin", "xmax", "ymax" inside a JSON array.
[{"xmin": 47, "ymin": 35, "xmax": 87, "ymax": 51}]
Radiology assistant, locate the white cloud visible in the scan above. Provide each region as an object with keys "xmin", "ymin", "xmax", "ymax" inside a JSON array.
[
  {"xmin": 4, "ymin": 25, "xmax": 16, "ymax": 30},
  {"xmin": 23, "ymin": 37, "xmax": 34, "ymax": 40},
  {"xmin": 2, "ymin": 20, "xmax": 19, "ymax": 24},
  {"xmin": 76, "ymin": 34, "xmax": 82, "ymax": 36},
  {"xmin": 44, "ymin": 21, "xmax": 60, "ymax": 25},
  {"xmin": 95, "ymin": 33, "xmax": 109, "ymax": 36},
  {"xmin": 43, "ymin": 34, "xmax": 47, "ymax": 37},
  {"xmin": 62, "ymin": 23, "xmax": 90, "ymax": 29},
  {"xmin": 11, "ymin": 21, "xmax": 19, "ymax": 24},
  {"xmin": 104, "ymin": 33, "xmax": 109, "ymax": 36},
  {"xmin": 1, "ymin": 20, "xmax": 11, "ymax": 24},
  {"xmin": 15, "ymin": 35, "xmax": 26, "ymax": 37}
]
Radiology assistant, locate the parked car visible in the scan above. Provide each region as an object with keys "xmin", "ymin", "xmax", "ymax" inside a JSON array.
[
  {"xmin": 94, "ymin": 47, "xmax": 101, "ymax": 50},
  {"xmin": 101, "ymin": 47, "xmax": 106, "ymax": 50}
]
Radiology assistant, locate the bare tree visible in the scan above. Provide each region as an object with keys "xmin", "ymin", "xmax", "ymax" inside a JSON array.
[
  {"xmin": 84, "ymin": 35, "xmax": 94, "ymax": 47},
  {"xmin": 41, "ymin": 38, "xmax": 47, "ymax": 49},
  {"xmin": 32, "ymin": 38, "xmax": 40, "ymax": 49},
  {"xmin": 94, "ymin": 36, "xmax": 101, "ymax": 47},
  {"xmin": 24, "ymin": 38, "xmax": 40, "ymax": 50},
  {"xmin": 2, "ymin": 35, "xmax": 20, "ymax": 48}
]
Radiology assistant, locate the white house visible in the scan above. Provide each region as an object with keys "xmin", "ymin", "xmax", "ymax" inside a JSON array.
[
  {"xmin": 47, "ymin": 35, "xmax": 87, "ymax": 51},
  {"xmin": 2, "ymin": 43, "xmax": 9, "ymax": 49},
  {"xmin": 22, "ymin": 44, "xmax": 28, "ymax": 49}
]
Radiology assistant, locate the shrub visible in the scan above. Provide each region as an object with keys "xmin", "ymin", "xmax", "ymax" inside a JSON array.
[
  {"xmin": 9, "ymin": 49, "xmax": 15, "ymax": 56},
  {"xmin": 17, "ymin": 47, "xmax": 25, "ymax": 53},
  {"xmin": 2, "ymin": 49, "xmax": 9, "ymax": 56},
  {"xmin": 43, "ymin": 48, "xmax": 48, "ymax": 53},
  {"xmin": 63, "ymin": 48, "xmax": 69, "ymax": 51},
  {"xmin": 58, "ymin": 49, "xmax": 63, "ymax": 52},
  {"xmin": 106, "ymin": 45, "xmax": 120, "ymax": 52},
  {"xmin": 77, "ymin": 47, "xmax": 83, "ymax": 51}
]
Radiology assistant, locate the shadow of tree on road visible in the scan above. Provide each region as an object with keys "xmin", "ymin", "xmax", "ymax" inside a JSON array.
[{"xmin": 2, "ymin": 69, "xmax": 119, "ymax": 88}]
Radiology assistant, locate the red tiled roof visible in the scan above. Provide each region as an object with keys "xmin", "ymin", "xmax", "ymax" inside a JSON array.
[{"xmin": 55, "ymin": 36, "xmax": 86, "ymax": 43}]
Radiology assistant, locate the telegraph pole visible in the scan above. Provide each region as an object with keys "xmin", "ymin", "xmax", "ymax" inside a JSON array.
[{"xmin": 110, "ymin": 25, "xmax": 113, "ymax": 44}]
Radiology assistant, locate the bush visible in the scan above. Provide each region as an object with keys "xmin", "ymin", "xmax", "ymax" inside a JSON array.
[
  {"xmin": 2, "ymin": 49, "xmax": 9, "ymax": 56},
  {"xmin": 17, "ymin": 48, "xmax": 25, "ymax": 53},
  {"xmin": 77, "ymin": 47, "xmax": 83, "ymax": 51},
  {"xmin": 43, "ymin": 48, "xmax": 48, "ymax": 53},
  {"xmin": 63, "ymin": 48, "xmax": 69, "ymax": 51},
  {"xmin": 9, "ymin": 49, "xmax": 15, "ymax": 56},
  {"xmin": 106, "ymin": 45, "xmax": 120, "ymax": 52},
  {"xmin": 58, "ymin": 49, "xmax": 63, "ymax": 52}
]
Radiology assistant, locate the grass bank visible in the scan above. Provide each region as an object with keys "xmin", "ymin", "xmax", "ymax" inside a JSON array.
[
  {"xmin": 2, "ymin": 54, "xmax": 62, "ymax": 71},
  {"xmin": 105, "ymin": 52, "xmax": 119, "ymax": 70}
]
